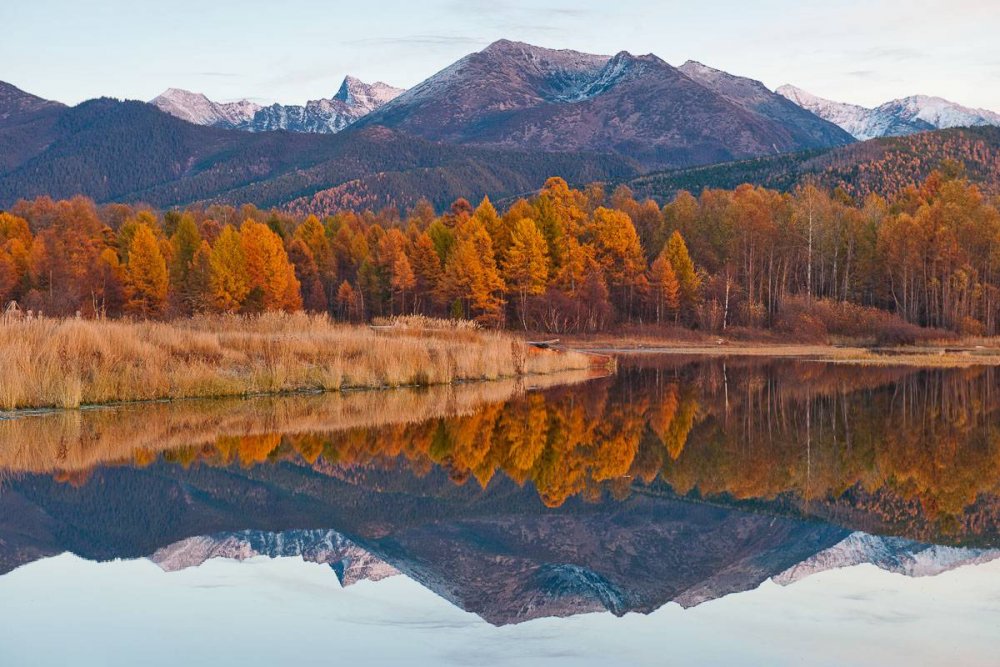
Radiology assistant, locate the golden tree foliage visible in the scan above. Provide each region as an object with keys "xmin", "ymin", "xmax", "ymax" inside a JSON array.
[
  {"xmin": 649, "ymin": 249, "xmax": 680, "ymax": 323},
  {"xmin": 240, "ymin": 220, "xmax": 302, "ymax": 312},
  {"xmin": 208, "ymin": 225, "xmax": 249, "ymax": 312},
  {"xmin": 11, "ymin": 168, "xmax": 1000, "ymax": 335},
  {"xmin": 124, "ymin": 224, "xmax": 168, "ymax": 317},
  {"xmin": 501, "ymin": 217, "xmax": 549, "ymax": 329}
]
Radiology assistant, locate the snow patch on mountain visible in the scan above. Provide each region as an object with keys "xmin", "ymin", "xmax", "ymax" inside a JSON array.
[
  {"xmin": 150, "ymin": 76, "xmax": 402, "ymax": 134},
  {"xmin": 777, "ymin": 85, "xmax": 1000, "ymax": 140},
  {"xmin": 885, "ymin": 95, "xmax": 1000, "ymax": 130},
  {"xmin": 150, "ymin": 88, "xmax": 260, "ymax": 129},
  {"xmin": 773, "ymin": 532, "xmax": 1000, "ymax": 585},
  {"xmin": 377, "ymin": 39, "xmax": 610, "ymax": 114},
  {"xmin": 150, "ymin": 529, "xmax": 400, "ymax": 586},
  {"xmin": 563, "ymin": 52, "xmax": 661, "ymax": 101}
]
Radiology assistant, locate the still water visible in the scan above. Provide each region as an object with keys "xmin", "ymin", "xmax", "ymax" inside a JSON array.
[{"xmin": 2, "ymin": 357, "xmax": 1000, "ymax": 665}]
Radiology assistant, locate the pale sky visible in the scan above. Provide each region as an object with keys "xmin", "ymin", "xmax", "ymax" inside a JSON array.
[
  {"xmin": 2, "ymin": 554, "xmax": 1000, "ymax": 665},
  {"xmin": 2, "ymin": 0, "xmax": 998, "ymax": 111}
]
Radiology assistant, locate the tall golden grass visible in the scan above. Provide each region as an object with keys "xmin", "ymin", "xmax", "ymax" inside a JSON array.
[
  {"xmin": 0, "ymin": 313, "xmax": 596, "ymax": 410},
  {"xmin": 0, "ymin": 368, "xmax": 602, "ymax": 475}
]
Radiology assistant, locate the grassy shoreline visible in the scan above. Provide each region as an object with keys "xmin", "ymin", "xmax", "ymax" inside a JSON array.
[
  {"xmin": 559, "ymin": 335, "xmax": 1000, "ymax": 367},
  {"xmin": 0, "ymin": 314, "xmax": 599, "ymax": 411}
]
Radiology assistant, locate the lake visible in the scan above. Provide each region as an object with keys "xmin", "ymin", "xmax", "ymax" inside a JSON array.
[{"xmin": 2, "ymin": 356, "xmax": 999, "ymax": 666}]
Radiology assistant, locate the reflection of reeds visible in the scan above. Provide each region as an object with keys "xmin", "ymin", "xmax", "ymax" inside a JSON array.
[
  {"xmin": 0, "ymin": 368, "xmax": 602, "ymax": 475},
  {"xmin": 0, "ymin": 313, "xmax": 595, "ymax": 410}
]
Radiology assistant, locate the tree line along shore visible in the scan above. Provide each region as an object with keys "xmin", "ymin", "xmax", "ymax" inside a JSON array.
[{"xmin": 0, "ymin": 168, "xmax": 998, "ymax": 343}]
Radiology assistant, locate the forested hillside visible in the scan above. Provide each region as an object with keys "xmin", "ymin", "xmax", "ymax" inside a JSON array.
[
  {"xmin": 629, "ymin": 127, "xmax": 1000, "ymax": 201},
  {"xmin": 0, "ymin": 98, "xmax": 637, "ymax": 211}
]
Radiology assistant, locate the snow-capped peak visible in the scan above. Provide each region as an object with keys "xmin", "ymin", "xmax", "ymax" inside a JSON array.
[
  {"xmin": 886, "ymin": 94, "xmax": 1000, "ymax": 129},
  {"xmin": 773, "ymin": 532, "xmax": 1000, "ymax": 585},
  {"xmin": 777, "ymin": 84, "xmax": 1000, "ymax": 140},
  {"xmin": 150, "ymin": 88, "xmax": 260, "ymax": 129},
  {"xmin": 151, "ymin": 76, "xmax": 403, "ymax": 134},
  {"xmin": 334, "ymin": 76, "xmax": 404, "ymax": 111},
  {"xmin": 149, "ymin": 529, "xmax": 400, "ymax": 586}
]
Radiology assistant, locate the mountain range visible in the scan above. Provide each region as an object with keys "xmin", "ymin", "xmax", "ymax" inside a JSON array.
[
  {"xmin": 3, "ymin": 456, "xmax": 997, "ymax": 626},
  {"xmin": 1, "ymin": 39, "xmax": 999, "ymax": 212},
  {"xmin": 353, "ymin": 40, "xmax": 854, "ymax": 168},
  {"xmin": 151, "ymin": 76, "xmax": 403, "ymax": 134},
  {"xmin": 777, "ymin": 84, "xmax": 1000, "ymax": 140}
]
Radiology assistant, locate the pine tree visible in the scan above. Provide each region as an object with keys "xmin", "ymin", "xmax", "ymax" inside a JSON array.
[
  {"xmin": 188, "ymin": 241, "xmax": 214, "ymax": 313},
  {"xmin": 502, "ymin": 217, "xmax": 549, "ymax": 329},
  {"xmin": 93, "ymin": 248, "xmax": 126, "ymax": 317},
  {"xmin": 168, "ymin": 214, "xmax": 202, "ymax": 315},
  {"xmin": 649, "ymin": 249, "xmax": 680, "ymax": 324},
  {"xmin": 664, "ymin": 230, "xmax": 700, "ymax": 321},
  {"xmin": 287, "ymin": 239, "xmax": 327, "ymax": 313},
  {"xmin": 124, "ymin": 224, "xmax": 168, "ymax": 317},
  {"xmin": 209, "ymin": 225, "xmax": 249, "ymax": 312},
  {"xmin": 294, "ymin": 215, "xmax": 336, "ymax": 290},
  {"xmin": 240, "ymin": 220, "xmax": 302, "ymax": 312},
  {"xmin": 440, "ymin": 218, "xmax": 505, "ymax": 326},
  {"xmin": 410, "ymin": 232, "xmax": 443, "ymax": 314},
  {"xmin": 335, "ymin": 280, "xmax": 358, "ymax": 321}
]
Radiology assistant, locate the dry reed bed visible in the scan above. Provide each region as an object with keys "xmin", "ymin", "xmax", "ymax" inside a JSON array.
[
  {"xmin": 0, "ymin": 314, "xmax": 595, "ymax": 410},
  {"xmin": 0, "ymin": 368, "xmax": 601, "ymax": 475}
]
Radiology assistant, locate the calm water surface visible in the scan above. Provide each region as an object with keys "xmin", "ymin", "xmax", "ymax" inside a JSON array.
[{"xmin": 2, "ymin": 356, "xmax": 1000, "ymax": 666}]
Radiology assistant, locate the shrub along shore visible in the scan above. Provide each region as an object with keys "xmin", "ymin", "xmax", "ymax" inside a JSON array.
[{"xmin": 0, "ymin": 313, "xmax": 597, "ymax": 410}]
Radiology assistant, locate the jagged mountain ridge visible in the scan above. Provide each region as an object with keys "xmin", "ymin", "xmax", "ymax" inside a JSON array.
[
  {"xmin": 777, "ymin": 84, "xmax": 1000, "ymax": 140},
  {"xmin": 151, "ymin": 75, "xmax": 404, "ymax": 134},
  {"xmin": 0, "ymin": 462, "xmax": 849, "ymax": 625},
  {"xmin": 360, "ymin": 40, "xmax": 854, "ymax": 169},
  {"xmin": 144, "ymin": 524, "xmax": 1000, "ymax": 617},
  {"xmin": 151, "ymin": 530, "xmax": 400, "ymax": 586},
  {"xmin": 4, "ymin": 40, "xmax": 1000, "ymax": 211}
]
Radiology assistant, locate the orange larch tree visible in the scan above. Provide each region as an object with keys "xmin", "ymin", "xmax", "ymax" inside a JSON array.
[{"xmin": 124, "ymin": 224, "xmax": 169, "ymax": 317}]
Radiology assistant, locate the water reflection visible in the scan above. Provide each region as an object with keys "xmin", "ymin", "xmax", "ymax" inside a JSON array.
[{"xmin": 2, "ymin": 357, "xmax": 1000, "ymax": 624}]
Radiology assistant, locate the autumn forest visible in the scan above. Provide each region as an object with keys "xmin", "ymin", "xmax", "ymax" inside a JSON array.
[{"xmin": 2, "ymin": 168, "xmax": 999, "ymax": 337}]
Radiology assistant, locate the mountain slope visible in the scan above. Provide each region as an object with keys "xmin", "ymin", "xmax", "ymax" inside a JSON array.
[
  {"xmin": 679, "ymin": 62, "xmax": 854, "ymax": 149},
  {"xmin": 151, "ymin": 76, "xmax": 403, "ymax": 134},
  {"xmin": 628, "ymin": 126, "xmax": 1000, "ymax": 201},
  {"xmin": 777, "ymin": 85, "xmax": 1000, "ymax": 140},
  {"xmin": 0, "ymin": 95, "xmax": 638, "ymax": 211},
  {"xmin": 0, "ymin": 81, "xmax": 66, "ymax": 172},
  {"xmin": 360, "ymin": 40, "xmax": 852, "ymax": 169},
  {"xmin": 362, "ymin": 40, "xmax": 609, "ymax": 139}
]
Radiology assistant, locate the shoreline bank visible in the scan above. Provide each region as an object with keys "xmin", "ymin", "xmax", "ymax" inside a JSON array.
[
  {"xmin": 0, "ymin": 314, "xmax": 601, "ymax": 411},
  {"xmin": 560, "ymin": 338, "xmax": 1000, "ymax": 367}
]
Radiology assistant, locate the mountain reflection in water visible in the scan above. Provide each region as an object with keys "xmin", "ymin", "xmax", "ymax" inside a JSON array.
[{"xmin": 2, "ymin": 356, "xmax": 1000, "ymax": 625}]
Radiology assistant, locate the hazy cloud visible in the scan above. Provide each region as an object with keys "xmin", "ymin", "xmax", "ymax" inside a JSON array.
[
  {"xmin": 857, "ymin": 47, "xmax": 925, "ymax": 62},
  {"xmin": 346, "ymin": 34, "xmax": 482, "ymax": 48}
]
